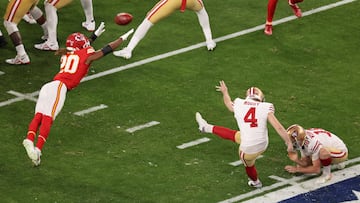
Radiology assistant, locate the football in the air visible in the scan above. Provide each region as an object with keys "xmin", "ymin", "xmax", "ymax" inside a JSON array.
[{"xmin": 114, "ymin": 13, "xmax": 133, "ymax": 25}]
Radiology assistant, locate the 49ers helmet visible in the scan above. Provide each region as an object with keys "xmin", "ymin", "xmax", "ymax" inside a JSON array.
[
  {"xmin": 287, "ymin": 124, "xmax": 306, "ymax": 148},
  {"xmin": 66, "ymin": 32, "xmax": 90, "ymax": 51},
  {"xmin": 246, "ymin": 87, "xmax": 265, "ymax": 102}
]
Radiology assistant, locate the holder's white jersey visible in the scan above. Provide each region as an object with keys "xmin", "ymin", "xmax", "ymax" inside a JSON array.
[
  {"xmin": 233, "ymin": 98, "xmax": 274, "ymax": 154},
  {"xmin": 300, "ymin": 128, "xmax": 348, "ymax": 160}
]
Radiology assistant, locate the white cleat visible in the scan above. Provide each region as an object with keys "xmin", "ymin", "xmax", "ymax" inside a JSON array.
[
  {"xmin": 335, "ymin": 162, "xmax": 346, "ymax": 170},
  {"xmin": 248, "ymin": 179, "xmax": 263, "ymax": 188},
  {"xmin": 82, "ymin": 20, "xmax": 96, "ymax": 32},
  {"xmin": 206, "ymin": 40, "xmax": 216, "ymax": 51},
  {"xmin": 23, "ymin": 139, "xmax": 37, "ymax": 160},
  {"xmin": 34, "ymin": 41, "xmax": 59, "ymax": 51},
  {"xmin": 315, "ymin": 173, "xmax": 332, "ymax": 184},
  {"xmin": 23, "ymin": 13, "xmax": 37, "ymax": 24},
  {"xmin": 6, "ymin": 54, "xmax": 30, "ymax": 65},
  {"xmin": 32, "ymin": 147, "xmax": 42, "ymax": 166},
  {"xmin": 195, "ymin": 112, "xmax": 209, "ymax": 133},
  {"xmin": 113, "ymin": 47, "xmax": 132, "ymax": 59}
]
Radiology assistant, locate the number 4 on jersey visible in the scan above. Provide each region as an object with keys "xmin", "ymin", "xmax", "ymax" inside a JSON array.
[{"xmin": 244, "ymin": 107, "xmax": 258, "ymax": 127}]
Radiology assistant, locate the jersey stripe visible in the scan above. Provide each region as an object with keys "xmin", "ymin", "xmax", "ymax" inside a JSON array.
[
  {"xmin": 147, "ymin": 0, "xmax": 168, "ymax": 20},
  {"xmin": 7, "ymin": 0, "xmax": 22, "ymax": 22},
  {"xmin": 51, "ymin": 82, "xmax": 63, "ymax": 118}
]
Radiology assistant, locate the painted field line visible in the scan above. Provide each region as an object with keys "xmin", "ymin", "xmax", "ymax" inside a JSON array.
[
  {"xmin": 125, "ymin": 121, "xmax": 160, "ymax": 133},
  {"xmin": 73, "ymin": 104, "xmax": 108, "ymax": 116},
  {"xmin": 7, "ymin": 90, "xmax": 38, "ymax": 102},
  {"xmin": 0, "ymin": 0, "xmax": 356, "ymax": 108},
  {"xmin": 0, "ymin": 71, "xmax": 4, "ymax": 75},
  {"xmin": 229, "ymin": 155, "xmax": 264, "ymax": 166},
  {"xmin": 177, "ymin": 137, "xmax": 211, "ymax": 149},
  {"xmin": 218, "ymin": 157, "xmax": 360, "ymax": 203}
]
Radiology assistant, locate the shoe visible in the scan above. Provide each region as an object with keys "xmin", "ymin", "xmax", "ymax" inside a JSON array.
[
  {"xmin": 23, "ymin": 13, "xmax": 37, "ymax": 24},
  {"xmin": 0, "ymin": 36, "xmax": 7, "ymax": 47},
  {"xmin": 248, "ymin": 179, "xmax": 262, "ymax": 188},
  {"xmin": 335, "ymin": 162, "xmax": 346, "ymax": 170},
  {"xmin": 315, "ymin": 173, "xmax": 332, "ymax": 184},
  {"xmin": 82, "ymin": 20, "xmax": 96, "ymax": 32},
  {"xmin": 206, "ymin": 40, "xmax": 216, "ymax": 51},
  {"xmin": 113, "ymin": 47, "xmax": 132, "ymax": 59},
  {"xmin": 23, "ymin": 139, "xmax": 37, "ymax": 160},
  {"xmin": 195, "ymin": 112, "xmax": 209, "ymax": 133},
  {"xmin": 264, "ymin": 24, "xmax": 272, "ymax": 35},
  {"xmin": 32, "ymin": 147, "xmax": 41, "ymax": 166},
  {"xmin": 288, "ymin": 0, "xmax": 302, "ymax": 18},
  {"xmin": 6, "ymin": 54, "xmax": 30, "ymax": 65},
  {"xmin": 34, "ymin": 41, "xmax": 59, "ymax": 51}
]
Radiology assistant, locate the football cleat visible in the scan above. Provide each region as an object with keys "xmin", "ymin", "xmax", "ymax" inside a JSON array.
[
  {"xmin": 206, "ymin": 40, "xmax": 216, "ymax": 51},
  {"xmin": 6, "ymin": 54, "xmax": 30, "ymax": 65},
  {"xmin": 288, "ymin": 0, "xmax": 302, "ymax": 18},
  {"xmin": 23, "ymin": 13, "xmax": 37, "ymax": 24},
  {"xmin": 113, "ymin": 47, "xmax": 132, "ymax": 59},
  {"xmin": 32, "ymin": 147, "xmax": 42, "ymax": 166},
  {"xmin": 264, "ymin": 24, "xmax": 273, "ymax": 36},
  {"xmin": 23, "ymin": 139, "xmax": 37, "ymax": 160},
  {"xmin": 315, "ymin": 173, "xmax": 332, "ymax": 184},
  {"xmin": 335, "ymin": 162, "xmax": 346, "ymax": 170},
  {"xmin": 195, "ymin": 112, "xmax": 208, "ymax": 133},
  {"xmin": 82, "ymin": 20, "xmax": 96, "ymax": 32},
  {"xmin": 34, "ymin": 41, "xmax": 59, "ymax": 51},
  {"xmin": 248, "ymin": 179, "xmax": 263, "ymax": 188}
]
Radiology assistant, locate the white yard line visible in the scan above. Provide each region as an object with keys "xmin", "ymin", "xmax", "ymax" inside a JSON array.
[
  {"xmin": 73, "ymin": 104, "xmax": 108, "ymax": 116},
  {"xmin": 125, "ymin": 121, "xmax": 160, "ymax": 133},
  {"xmin": 177, "ymin": 137, "xmax": 211, "ymax": 149},
  {"xmin": 0, "ymin": 0, "xmax": 356, "ymax": 108}
]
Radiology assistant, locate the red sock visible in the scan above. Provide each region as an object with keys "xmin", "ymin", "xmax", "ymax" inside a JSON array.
[
  {"xmin": 212, "ymin": 126, "xmax": 237, "ymax": 142},
  {"xmin": 245, "ymin": 166, "xmax": 258, "ymax": 181},
  {"xmin": 320, "ymin": 157, "xmax": 332, "ymax": 166},
  {"xmin": 267, "ymin": 0, "xmax": 278, "ymax": 24},
  {"xmin": 36, "ymin": 115, "xmax": 53, "ymax": 150},
  {"xmin": 27, "ymin": 113, "xmax": 43, "ymax": 141}
]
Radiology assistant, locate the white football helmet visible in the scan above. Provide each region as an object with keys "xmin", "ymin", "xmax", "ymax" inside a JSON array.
[
  {"xmin": 246, "ymin": 87, "xmax": 265, "ymax": 102},
  {"xmin": 287, "ymin": 124, "xmax": 306, "ymax": 149}
]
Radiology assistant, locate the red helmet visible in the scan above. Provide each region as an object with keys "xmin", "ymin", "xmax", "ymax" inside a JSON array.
[{"xmin": 66, "ymin": 32, "xmax": 90, "ymax": 51}]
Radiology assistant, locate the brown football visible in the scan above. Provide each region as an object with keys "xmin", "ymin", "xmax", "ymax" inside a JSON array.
[{"xmin": 114, "ymin": 13, "xmax": 133, "ymax": 25}]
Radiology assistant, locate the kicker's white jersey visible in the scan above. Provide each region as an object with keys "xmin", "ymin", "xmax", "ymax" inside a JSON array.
[
  {"xmin": 300, "ymin": 128, "xmax": 348, "ymax": 160},
  {"xmin": 233, "ymin": 98, "xmax": 274, "ymax": 154}
]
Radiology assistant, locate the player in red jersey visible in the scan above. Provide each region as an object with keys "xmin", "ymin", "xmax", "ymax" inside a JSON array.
[
  {"xmin": 22, "ymin": 24, "xmax": 134, "ymax": 166},
  {"xmin": 264, "ymin": 0, "xmax": 303, "ymax": 35},
  {"xmin": 113, "ymin": 0, "xmax": 216, "ymax": 59},
  {"xmin": 196, "ymin": 81, "xmax": 293, "ymax": 188}
]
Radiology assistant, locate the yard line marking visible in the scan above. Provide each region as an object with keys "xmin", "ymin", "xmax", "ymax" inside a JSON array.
[
  {"xmin": 73, "ymin": 104, "xmax": 108, "ymax": 116},
  {"xmin": 7, "ymin": 90, "xmax": 38, "ymax": 102},
  {"xmin": 177, "ymin": 137, "xmax": 211, "ymax": 149},
  {"xmin": 125, "ymin": 121, "xmax": 160, "ymax": 133},
  {"xmin": 0, "ymin": 71, "xmax": 4, "ymax": 75},
  {"xmin": 228, "ymin": 155, "xmax": 264, "ymax": 166},
  {"xmin": 0, "ymin": 0, "xmax": 356, "ymax": 108},
  {"xmin": 218, "ymin": 157, "xmax": 360, "ymax": 203}
]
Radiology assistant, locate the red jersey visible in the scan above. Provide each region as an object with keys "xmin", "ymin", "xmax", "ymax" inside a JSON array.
[{"xmin": 53, "ymin": 47, "xmax": 95, "ymax": 90}]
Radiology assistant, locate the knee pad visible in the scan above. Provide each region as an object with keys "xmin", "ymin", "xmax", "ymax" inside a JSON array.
[
  {"xmin": 30, "ymin": 6, "xmax": 43, "ymax": 20},
  {"xmin": 4, "ymin": 20, "xmax": 19, "ymax": 35}
]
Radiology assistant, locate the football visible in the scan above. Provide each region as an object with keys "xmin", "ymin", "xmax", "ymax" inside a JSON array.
[{"xmin": 114, "ymin": 13, "xmax": 133, "ymax": 25}]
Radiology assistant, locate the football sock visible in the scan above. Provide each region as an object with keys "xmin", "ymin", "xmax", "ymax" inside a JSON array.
[
  {"xmin": 245, "ymin": 166, "xmax": 258, "ymax": 181},
  {"xmin": 15, "ymin": 44, "xmax": 26, "ymax": 56},
  {"xmin": 212, "ymin": 126, "xmax": 237, "ymax": 142},
  {"xmin": 127, "ymin": 19, "xmax": 153, "ymax": 51},
  {"xmin": 36, "ymin": 115, "xmax": 53, "ymax": 150},
  {"xmin": 267, "ymin": 0, "xmax": 278, "ymax": 24},
  {"xmin": 290, "ymin": 0, "xmax": 304, "ymax": 4},
  {"xmin": 45, "ymin": 2, "xmax": 58, "ymax": 43},
  {"xmin": 27, "ymin": 113, "xmax": 43, "ymax": 141},
  {"xmin": 80, "ymin": 0, "xmax": 94, "ymax": 22},
  {"xmin": 195, "ymin": 8, "xmax": 213, "ymax": 42}
]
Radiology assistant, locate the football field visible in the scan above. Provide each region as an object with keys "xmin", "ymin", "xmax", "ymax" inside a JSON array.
[{"xmin": 0, "ymin": 0, "xmax": 359, "ymax": 202}]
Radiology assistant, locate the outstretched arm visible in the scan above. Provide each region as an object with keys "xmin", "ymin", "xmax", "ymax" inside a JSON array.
[
  {"xmin": 268, "ymin": 112, "xmax": 293, "ymax": 152},
  {"xmin": 216, "ymin": 80, "xmax": 234, "ymax": 112}
]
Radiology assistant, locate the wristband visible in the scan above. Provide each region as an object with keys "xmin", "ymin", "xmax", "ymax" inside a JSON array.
[
  {"xmin": 101, "ymin": 45, "xmax": 113, "ymax": 55},
  {"xmin": 90, "ymin": 33, "xmax": 97, "ymax": 42}
]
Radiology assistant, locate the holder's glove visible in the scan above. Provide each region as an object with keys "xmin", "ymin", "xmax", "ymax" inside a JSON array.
[{"xmin": 94, "ymin": 22, "xmax": 106, "ymax": 37}]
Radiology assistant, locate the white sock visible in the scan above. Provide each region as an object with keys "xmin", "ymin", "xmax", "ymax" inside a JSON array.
[
  {"xmin": 80, "ymin": 0, "xmax": 94, "ymax": 22},
  {"xmin": 195, "ymin": 8, "xmax": 213, "ymax": 42},
  {"xmin": 45, "ymin": 3, "xmax": 58, "ymax": 43},
  {"xmin": 322, "ymin": 165, "xmax": 331, "ymax": 176},
  {"xmin": 204, "ymin": 124, "xmax": 214, "ymax": 133},
  {"xmin": 126, "ymin": 19, "xmax": 153, "ymax": 51},
  {"xmin": 15, "ymin": 44, "xmax": 26, "ymax": 56}
]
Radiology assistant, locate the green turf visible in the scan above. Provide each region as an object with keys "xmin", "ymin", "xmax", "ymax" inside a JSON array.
[{"xmin": 0, "ymin": 0, "xmax": 359, "ymax": 202}]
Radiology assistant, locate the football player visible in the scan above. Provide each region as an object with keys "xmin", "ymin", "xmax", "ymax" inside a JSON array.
[
  {"xmin": 3, "ymin": 1, "xmax": 47, "ymax": 64},
  {"xmin": 264, "ymin": 0, "xmax": 303, "ymax": 35},
  {"xmin": 113, "ymin": 0, "xmax": 216, "ymax": 59},
  {"xmin": 285, "ymin": 124, "xmax": 348, "ymax": 183},
  {"xmin": 22, "ymin": 23, "xmax": 134, "ymax": 166},
  {"xmin": 35, "ymin": 0, "xmax": 95, "ymax": 51},
  {"xmin": 196, "ymin": 81, "xmax": 293, "ymax": 188}
]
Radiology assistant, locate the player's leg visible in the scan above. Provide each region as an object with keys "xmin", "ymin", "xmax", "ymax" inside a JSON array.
[
  {"xmin": 315, "ymin": 148, "xmax": 333, "ymax": 183},
  {"xmin": 241, "ymin": 151, "xmax": 264, "ymax": 188},
  {"xmin": 190, "ymin": 0, "xmax": 215, "ymax": 50},
  {"xmin": 29, "ymin": 6, "xmax": 48, "ymax": 40},
  {"xmin": 80, "ymin": 0, "xmax": 95, "ymax": 31},
  {"xmin": 264, "ymin": 0, "xmax": 278, "ymax": 35},
  {"xmin": 288, "ymin": 0, "xmax": 303, "ymax": 18}
]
